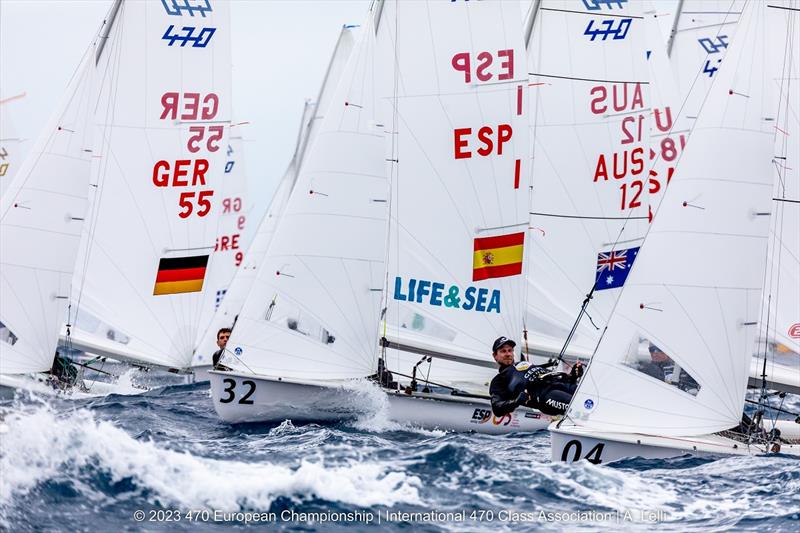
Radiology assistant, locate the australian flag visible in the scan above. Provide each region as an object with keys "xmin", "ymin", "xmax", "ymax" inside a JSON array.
[{"xmin": 595, "ymin": 246, "xmax": 639, "ymax": 290}]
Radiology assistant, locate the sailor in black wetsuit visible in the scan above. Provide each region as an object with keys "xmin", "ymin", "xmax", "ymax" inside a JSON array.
[{"xmin": 488, "ymin": 336, "xmax": 583, "ymax": 417}]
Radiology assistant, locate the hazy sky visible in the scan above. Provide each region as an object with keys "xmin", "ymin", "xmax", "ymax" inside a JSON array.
[{"xmin": 0, "ymin": 0, "xmax": 372, "ymax": 228}]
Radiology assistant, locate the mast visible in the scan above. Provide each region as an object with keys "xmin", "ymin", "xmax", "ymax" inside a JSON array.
[{"xmin": 665, "ymin": 0, "xmax": 685, "ymax": 57}]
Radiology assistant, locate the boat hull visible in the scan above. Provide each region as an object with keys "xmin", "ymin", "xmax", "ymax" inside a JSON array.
[
  {"xmin": 209, "ymin": 370, "xmax": 551, "ymax": 433},
  {"xmin": 550, "ymin": 423, "xmax": 800, "ymax": 463},
  {"xmin": 190, "ymin": 365, "xmax": 212, "ymax": 384},
  {"xmin": 0, "ymin": 373, "xmax": 147, "ymax": 399}
]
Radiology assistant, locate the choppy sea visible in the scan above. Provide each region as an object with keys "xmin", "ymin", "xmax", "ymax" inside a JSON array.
[{"xmin": 1, "ymin": 373, "xmax": 798, "ymax": 532}]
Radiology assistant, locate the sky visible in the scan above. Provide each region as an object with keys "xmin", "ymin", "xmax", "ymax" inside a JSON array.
[{"xmin": 0, "ymin": 0, "xmax": 372, "ymax": 231}]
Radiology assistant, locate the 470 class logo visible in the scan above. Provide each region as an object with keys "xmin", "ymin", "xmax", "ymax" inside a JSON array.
[{"xmin": 471, "ymin": 408, "xmax": 513, "ymax": 426}]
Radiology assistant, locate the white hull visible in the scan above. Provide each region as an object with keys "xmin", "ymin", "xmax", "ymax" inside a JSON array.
[
  {"xmin": 550, "ymin": 423, "xmax": 800, "ymax": 464},
  {"xmin": 190, "ymin": 365, "xmax": 213, "ymax": 384},
  {"xmin": 0, "ymin": 373, "xmax": 148, "ymax": 400},
  {"xmin": 209, "ymin": 370, "xmax": 551, "ymax": 433}
]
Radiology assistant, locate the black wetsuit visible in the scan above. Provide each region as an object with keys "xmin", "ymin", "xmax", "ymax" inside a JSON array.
[{"xmin": 489, "ymin": 362, "xmax": 578, "ymax": 417}]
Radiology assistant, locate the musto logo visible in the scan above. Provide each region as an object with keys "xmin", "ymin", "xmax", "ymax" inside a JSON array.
[
  {"xmin": 789, "ymin": 323, "xmax": 800, "ymax": 339},
  {"xmin": 471, "ymin": 409, "xmax": 515, "ymax": 427},
  {"xmin": 393, "ymin": 277, "xmax": 501, "ymax": 313}
]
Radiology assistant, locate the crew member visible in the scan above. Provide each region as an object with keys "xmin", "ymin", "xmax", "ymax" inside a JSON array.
[
  {"xmin": 212, "ymin": 328, "xmax": 232, "ymax": 369},
  {"xmin": 488, "ymin": 336, "xmax": 583, "ymax": 417},
  {"xmin": 49, "ymin": 351, "xmax": 78, "ymax": 389}
]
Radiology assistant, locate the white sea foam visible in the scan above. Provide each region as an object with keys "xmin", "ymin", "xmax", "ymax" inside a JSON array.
[
  {"xmin": 0, "ymin": 404, "xmax": 422, "ymax": 511},
  {"xmin": 343, "ymin": 379, "xmax": 446, "ymax": 436}
]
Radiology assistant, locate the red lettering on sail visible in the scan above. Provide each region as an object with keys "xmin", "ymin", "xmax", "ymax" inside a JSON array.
[
  {"xmin": 159, "ymin": 92, "xmax": 219, "ymax": 121},
  {"xmin": 451, "ymin": 50, "xmax": 514, "ymax": 84},
  {"xmin": 214, "ymin": 234, "xmax": 240, "ymax": 252},
  {"xmin": 589, "ymin": 83, "xmax": 645, "ymax": 115},
  {"xmin": 454, "ymin": 125, "xmax": 512, "ymax": 159}
]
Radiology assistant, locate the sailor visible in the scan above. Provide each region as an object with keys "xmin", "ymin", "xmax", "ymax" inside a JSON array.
[
  {"xmin": 212, "ymin": 328, "xmax": 232, "ymax": 369},
  {"xmin": 49, "ymin": 351, "xmax": 78, "ymax": 390},
  {"xmin": 489, "ymin": 336, "xmax": 583, "ymax": 417}
]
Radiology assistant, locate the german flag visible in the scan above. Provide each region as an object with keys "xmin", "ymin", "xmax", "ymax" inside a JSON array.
[
  {"xmin": 153, "ymin": 255, "xmax": 209, "ymax": 296},
  {"xmin": 473, "ymin": 232, "xmax": 524, "ymax": 281}
]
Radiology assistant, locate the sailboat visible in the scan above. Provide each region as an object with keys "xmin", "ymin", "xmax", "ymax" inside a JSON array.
[
  {"xmin": 664, "ymin": 0, "xmax": 799, "ymax": 395},
  {"xmin": 551, "ymin": 0, "xmax": 800, "ymax": 462},
  {"xmin": 0, "ymin": 20, "xmax": 102, "ymax": 397},
  {"xmin": 190, "ymin": 24, "xmax": 358, "ymax": 381},
  {"xmin": 210, "ymin": 0, "xmax": 550, "ymax": 433},
  {"xmin": 1, "ymin": 0, "xmax": 233, "ymax": 396},
  {"xmin": 522, "ymin": 0, "xmax": 651, "ymax": 367},
  {"xmin": 59, "ymin": 0, "xmax": 232, "ymax": 384}
]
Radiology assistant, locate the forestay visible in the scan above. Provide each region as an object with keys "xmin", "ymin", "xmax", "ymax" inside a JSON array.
[
  {"xmin": 0, "ymin": 50, "xmax": 97, "ymax": 374},
  {"xmin": 566, "ymin": 0, "xmax": 778, "ymax": 437},
  {"xmin": 524, "ymin": 0, "xmax": 650, "ymax": 359},
  {"xmin": 70, "ymin": 0, "xmax": 232, "ymax": 370},
  {"xmin": 223, "ymin": 20, "xmax": 389, "ymax": 380},
  {"xmin": 376, "ymin": 0, "xmax": 530, "ymax": 385}
]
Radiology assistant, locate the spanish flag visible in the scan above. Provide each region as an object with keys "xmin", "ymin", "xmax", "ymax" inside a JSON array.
[
  {"xmin": 153, "ymin": 255, "xmax": 209, "ymax": 296},
  {"xmin": 473, "ymin": 232, "xmax": 524, "ymax": 281}
]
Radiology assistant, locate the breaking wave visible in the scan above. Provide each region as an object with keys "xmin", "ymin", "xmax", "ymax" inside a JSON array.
[{"xmin": 0, "ymin": 403, "xmax": 422, "ymax": 514}]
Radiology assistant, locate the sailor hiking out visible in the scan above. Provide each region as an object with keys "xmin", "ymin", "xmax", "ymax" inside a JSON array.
[{"xmin": 489, "ymin": 336, "xmax": 583, "ymax": 417}]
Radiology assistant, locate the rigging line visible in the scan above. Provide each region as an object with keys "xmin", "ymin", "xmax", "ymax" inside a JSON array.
[
  {"xmin": 745, "ymin": 398, "xmax": 799, "ymax": 418},
  {"xmin": 379, "ymin": 0, "xmax": 401, "ymax": 365},
  {"xmin": 220, "ymin": 348, "xmax": 256, "ymax": 375},
  {"xmin": 72, "ymin": 13, "xmax": 126, "ymax": 323},
  {"xmin": 530, "ymin": 212, "xmax": 648, "ymax": 220},
  {"xmin": 674, "ymin": 21, "xmax": 739, "ymax": 33},
  {"xmin": 528, "ymin": 72, "xmax": 650, "ymax": 85},
  {"xmin": 539, "ymin": 7, "xmax": 643, "ymax": 19},
  {"xmin": 555, "ymin": 214, "xmax": 632, "ymax": 362},
  {"xmin": 385, "ymin": 369, "xmax": 483, "ymax": 397},
  {"xmin": 767, "ymin": 4, "xmax": 800, "ymax": 11}
]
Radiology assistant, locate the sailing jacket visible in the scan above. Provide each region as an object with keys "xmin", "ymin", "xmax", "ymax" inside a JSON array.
[
  {"xmin": 489, "ymin": 363, "xmax": 529, "ymax": 416},
  {"xmin": 489, "ymin": 361, "xmax": 568, "ymax": 416}
]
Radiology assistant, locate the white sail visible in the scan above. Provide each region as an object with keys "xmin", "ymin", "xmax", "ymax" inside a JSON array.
[
  {"xmin": 643, "ymin": 3, "xmax": 689, "ymax": 220},
  {"xmin": 193, "ymin": 126, "xmax": 249, "ymax": 355},
  {"xmin": 296, "ymin": 25, "xmax": 359, "ymax": 175},
  {"xmin": 523, "ymin": 0, "xmax": 650, "ymax": 360},
  {"xmin": 667, "ymin": 0, "xmax": 743, "ymax": 127},
  {"xmin": 69, "ymin": 0, "xmax": 232, "ymax": 370},
  {"xmin": 191, "ymin": 25, "xmax": 358, "ymax": 369},
  {"xmin": 566, "ymin": 0, "xmax": 779, "ymax": 437},
  {"xmin": 0, "ymin": 51, "xmax": 96, "ymax": 374},
  {"xmin": 754, "ymin": 2, "xmax": 799, "ymax": 390},
  {"xmin": 374, "ymin": 0, "xmax": 530, "ymax": 385},
  {"xmin": 222, "ymin": 18, "xmax": 388, "ymax": 380},
  {"xmin": 0, "ymin": 93, "xmax": 26, "ymax": 196},
  {"xmin": 666, "ymin": 0, "xmax": 799, "ymax": 392}
]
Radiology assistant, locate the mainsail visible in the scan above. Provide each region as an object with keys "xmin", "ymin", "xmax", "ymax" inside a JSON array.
[
  {"xmin": 191, "ymin": 24, "xmax": 358, "ymax": 369},
  {"xmin": 524, "ymin": 0, "xmax": 650, "ymax": 360},
  {"xmin": 0, "ymin": 41, "xmax": 98, "ymax": 374},
  {"xmin": 68, "ymin": 0, "xmax": 232, "ymax": 370},
  {"xmin": 222, "ymin": 16, "xmax": 388, "ymax": 380},
  {"xmin": 378, "ymin": 0, "xmax": 531, "ymax": 386},
  {"xmin": 565, "ymin": 0, "xmax": 780, "ymax": 436}
]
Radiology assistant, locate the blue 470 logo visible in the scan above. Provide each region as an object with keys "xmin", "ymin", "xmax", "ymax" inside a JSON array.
[
  {"xmin": 582, "ymin": 0, "xmax": 628, "ymax": 10},
  {"xmin": 697, "ymin": 35, "xmax": 728, "ymax": 77},
  {"xmin": 584, "ymin": 18, "xmax": 632, "ymax": 41},
  {"xmin": 161, "ymin": 0, "xmax": 213, "ymax": 17},
  {"xmin": 162, "ymin": 25, "xmax": 216, "ymax": 48}
]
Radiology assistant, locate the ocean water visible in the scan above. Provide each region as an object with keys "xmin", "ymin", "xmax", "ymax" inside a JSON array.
[{"xmin": 1, "ymin": 382, "xmax": 798, "ymax": 532}]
